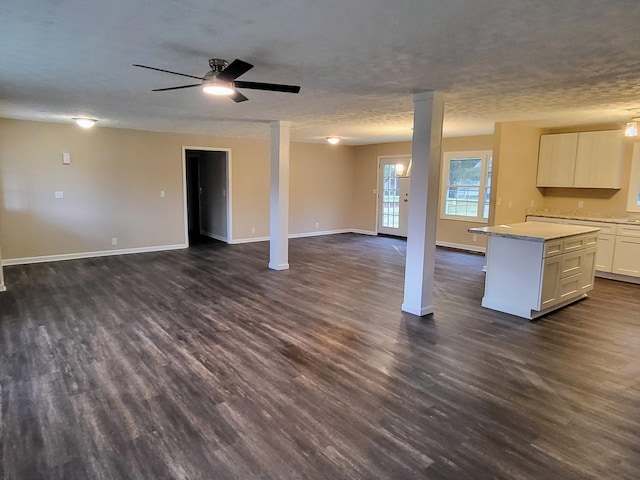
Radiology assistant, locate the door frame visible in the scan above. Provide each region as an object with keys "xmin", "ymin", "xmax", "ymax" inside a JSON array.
[
  {"xmin": 182, "ymin": 146, "xmax": 233, "ymax": 245},
  {"xmin": 376, "ymin": 154, "xmax": 411, "ymax": 235}
]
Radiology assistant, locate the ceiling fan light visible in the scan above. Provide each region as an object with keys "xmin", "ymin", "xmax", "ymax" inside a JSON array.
[
  {"xmin": 326, "ymin": 137, "xmax": 340, "ymax": 145},
  {"xmin": 625, "ymin": 121, "xmax": 638, "ymax": 137},
  {"xmin": 202, "ymin": 78, "xmax": 234, "ymax": 96},
  {"xmin": 72, "ymin": 118, "xmax": 97, "ymax": 129}
]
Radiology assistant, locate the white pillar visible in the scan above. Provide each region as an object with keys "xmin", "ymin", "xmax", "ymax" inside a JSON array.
[
  {"xmin": 402, "ymin": 92, "xmax": 444, "ymax": 316},
  {"xmin": 269, "ymin": 120, "xmax": 291, "ymax": 270}
]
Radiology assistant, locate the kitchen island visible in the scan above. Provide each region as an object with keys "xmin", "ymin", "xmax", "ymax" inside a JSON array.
[{"xmin": 469, "ymin": 222, "xmax": 600, "ymax": 319}]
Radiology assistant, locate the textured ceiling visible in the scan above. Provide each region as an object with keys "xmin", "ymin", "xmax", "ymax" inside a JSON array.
[{"xmin": 2, "ymin": 0, "xmax": 640, "ymax": 144}]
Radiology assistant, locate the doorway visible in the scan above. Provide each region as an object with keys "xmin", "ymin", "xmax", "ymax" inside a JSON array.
[
  {"xmin": 183, "ymin": 148, "xmax": 232, "ymax": 245},
  {"xmin": 377, "ymin": 155, "xmax": 411, "ymax": 237}
]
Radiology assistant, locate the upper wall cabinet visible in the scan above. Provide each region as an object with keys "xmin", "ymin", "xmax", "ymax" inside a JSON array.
[{"xmin": 537, "ymin": 130, "xmax": 624, "ymax": 188}]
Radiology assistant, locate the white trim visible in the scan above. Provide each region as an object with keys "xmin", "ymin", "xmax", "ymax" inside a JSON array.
[
  {"xmin": 182, "ymin": 146, "xmax": 233, "ymax": 244},
  {"xmin": 0, "ymin": 286, "xmax": 6, "ymax": 292},
  {"xmin": 230, "ymin": 236, "xmax": 270, "ymax": 244},
  {"xmin": 440, "ymin": 150, "xmax": 492, "ymax": 224},
  {"xmin": 288, "ymin": 228, "xmax": 351, "ymax": 239},
  {"xmin": 595, "ymin": 271, "xmax": 640, "ymax": 285},
  {"xmin": 230, "ymin": 229, "xmax": 355, "ymax": 244},
  {"xmin": 351, "ymin": 229, "xmax": 377, "ymax": 236},
  {"xmin": 376, "ymin": 154, "xmax": 412, "ymax": 236},
  {"xmin": 2, "ymin": 244, "xmax": 188, "ymax": 266},
  {"xmin": 268, "ymin": 262, "xmax": 290, "ymax": 271},
  {"xmin": 627, "ymin": 143, "xmax": 640, "ymax": 213},
  {"xmin": 436, "ymin": 240, "xmax": 486, "ymax": 254},
  {"xmin": 200, "ymin": 230, "xmax": 227, "ymax": 242},
  {"xmin": 401, "ymin": 302, "xmax": 434, "ymax": 316}
]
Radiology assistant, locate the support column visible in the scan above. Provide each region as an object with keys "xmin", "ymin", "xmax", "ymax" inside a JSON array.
[
  {"xmin": 269, "ymin": 120, "xmax": 291, "ymax": 270},
  {"xmin": 402, "ymin": 92, "xmax": 444, "ymax": 316}
]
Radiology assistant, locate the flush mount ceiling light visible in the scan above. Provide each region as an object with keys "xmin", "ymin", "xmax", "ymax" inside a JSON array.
[
  {"xmin": 326, "ymin": 137, "xmax": 340, "ymax": 145},
  {"xmin": 202, "ymin": 71, "xmax": 235, "ymax": 96},
  {"xmin": 72, "ymin": 118, "xmax": 97, "ymax": 129},
  {"xmin": 625, "ymin": 119, "xmax": 639, "ymax": 137}
]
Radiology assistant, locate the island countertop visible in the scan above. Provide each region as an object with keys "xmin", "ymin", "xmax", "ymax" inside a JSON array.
[{"xmin": 468, "ymin": 221, "xmax": 600, "ymax": 242}]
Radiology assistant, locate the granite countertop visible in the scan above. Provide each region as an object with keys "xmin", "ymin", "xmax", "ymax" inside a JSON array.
[
  {"xmin": 526, "ymin": 208, "xmax": 640, "ymax": 224},
  {"xmin": 469, "ymin": 222, "xmax": 600, "ymax": 242}
]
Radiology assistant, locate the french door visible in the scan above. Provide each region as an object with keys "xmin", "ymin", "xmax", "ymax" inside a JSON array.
[{"xmin": 378, "ymin": 155, "xmax": 411, "ymax": 237}]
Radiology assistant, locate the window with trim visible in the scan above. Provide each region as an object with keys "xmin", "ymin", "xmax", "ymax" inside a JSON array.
[
  {"xmin": 627, "ymin": 143, "xmax": 640, "ymax": 213},
  {"xmin": 440, "ymin": 150, "xmax": 492, "ymax": 223}
]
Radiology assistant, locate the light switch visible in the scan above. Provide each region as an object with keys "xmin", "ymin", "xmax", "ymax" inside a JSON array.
[
  {"xmin": 55, "ymin": 191, "xmax": 64, "ymax": 199},
  {"xmin": 62, "ymin": 152, "xmax": 71, "ymax": 165},
  {"xmin": 160, "ymin": 191, "xmax": 165, "ymax": 197}
]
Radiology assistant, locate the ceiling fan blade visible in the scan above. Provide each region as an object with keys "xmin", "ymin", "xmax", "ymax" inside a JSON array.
[
  {"xmin": 217, "ymin": 59, "xmax": 254, "ymax": 82},
  {"xmin": 133, "ymin": 64, "xmax": 204, "ymax": 80},
  {"xmin": 234, "ymin": 81, "xmax": 300, "ymax": 94},
  {"xmin": 151, "ymin": 84, "xmax": 201, "ymax": 92},
  {"xmin": 230, "ymin": 90, "xmax": 249, "ymax": 103}
]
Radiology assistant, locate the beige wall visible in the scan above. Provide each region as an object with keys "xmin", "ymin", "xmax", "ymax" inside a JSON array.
[
  {"xmin": 538, "ymin": 124, "xmax": 634, "ymax": 213},
  {"xmin": 290, "ymin": 143, "xmax": 355, "ymax": 234},
  {"xmin": 352, "ymin": 135, "xmax": 495, "ymax": 248},
  {"xmin": 0, "ymin": 118, "xmax": 355, "ymax": 260},
  {"xmin": 493, "ymin": 122, "xmax": 545, "ymax": 225}
]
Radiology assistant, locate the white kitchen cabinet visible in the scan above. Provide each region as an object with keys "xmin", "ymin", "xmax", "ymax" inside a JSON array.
[
  {"xmin": 469, "ymin": 222, "xmax": 600, "ymax": 319},
  {"xmin": 537, "ymin": 133, "xmax": 578, "ymax": 187},
  {"xmin": 594, "ymin": 234, "xmax": 615, "ymax": 272},
  {"xmin": 573, "ymin": 130, "xmax": 624, "ymax": 188},
  {"xmin": 612, "ymin": 224, "xmax": 640, "ymax": 277},
  {"xmin": 536, "ymin": 130, "xmax": 623, "ymax": 188}
]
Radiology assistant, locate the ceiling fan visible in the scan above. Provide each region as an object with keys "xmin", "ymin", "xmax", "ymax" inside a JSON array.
[{"xmin": 133, "ymin": 58, "xmax": 301, "ymax": 102}]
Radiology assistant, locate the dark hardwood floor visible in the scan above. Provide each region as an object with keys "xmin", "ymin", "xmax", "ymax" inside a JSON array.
[{"xmin": 1, "ymin": 234, "xmax": 639, "ymax": 479}]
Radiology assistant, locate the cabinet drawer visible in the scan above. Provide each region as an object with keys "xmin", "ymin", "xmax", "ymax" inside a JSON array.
[
  {"xmin": 544, "ymin": 239, "xmax": 563, "ymax": 257},
  {"xmin": 563, "ymin": 235, "xmax": 586, "ymax": 253},
  {"xmin": 616, "ymin": 224, "xmax": 640, "ymax": 238},
  {"xmin": 560, "ymin": 251, "xmax": 584, "ymax": 279},
  {"xmin": 559, "ymin": 273, "xmax": 582, "ymax": 301}
]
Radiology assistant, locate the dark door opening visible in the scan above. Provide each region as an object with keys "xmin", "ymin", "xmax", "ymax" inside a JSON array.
[{"xmin": 185, "ymin": 149, "xmax": 230, "ymax": 246}]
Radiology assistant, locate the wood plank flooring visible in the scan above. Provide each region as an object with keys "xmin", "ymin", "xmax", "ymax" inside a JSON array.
[{"xmin": 1, "ymin": 233, "xmax": 639, "ymax": 479}]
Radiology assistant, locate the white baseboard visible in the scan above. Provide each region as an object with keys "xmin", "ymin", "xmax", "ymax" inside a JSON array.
[
  {"xmin": 436, "ymin": 240, "xmax": 486, "ymax": 254},
  {"xmin": 199, "ymin": 230, "xmax": 228, "ymax": 243},
  {"xmin": 230, "ymin": 229, "xmax": 354, "ymax": 244},
  {"xmin": 595, "ymin": 271, "xmax": 640, "ymax": 285},
  {"xmin": 288, "ymin": 228, "xmax": 351, "ymax": 239},
  {"xmin": 229, "ymin": 236, "xmax": 270, "ymax": 244},
  {"xmin": 351, "ymin": 229, "xmax": 378, "ymax": 236},
  {"xmin": 2, "ymin": 244, "xmax": 188, "ymax": 266},
  {"xmin": 0, "ymin": 284, "xmax": 6, "ymax": 292}
]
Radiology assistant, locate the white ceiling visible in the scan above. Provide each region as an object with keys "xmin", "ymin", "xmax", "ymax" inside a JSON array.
[{"xmin": 2, "ymin": 0, "xmax": 640, "ymax": 145}]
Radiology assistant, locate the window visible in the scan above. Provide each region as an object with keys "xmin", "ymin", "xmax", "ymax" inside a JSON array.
[
  {"xmin": 381, "ymin": 163, "xmax": 400, "ymax": 228},
  {"xmin": 440, "ymin": 150, "xmax": 493, "ymax": 223},
  {"xmin": 627, "ymin": 143, "xmax": 640, "ymax": 213}
]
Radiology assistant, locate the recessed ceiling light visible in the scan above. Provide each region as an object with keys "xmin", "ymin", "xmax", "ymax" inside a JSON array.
[
  {"xmin": 326, "ymin": 137, "xmax": 340, "ymax": 145},
  {"xmin": 72, "ymin": 118, "xmax": 97, "ymax": 129}
]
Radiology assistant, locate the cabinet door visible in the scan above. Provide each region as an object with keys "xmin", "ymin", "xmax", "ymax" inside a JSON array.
[
  {"xmin": 540, "ymin": 256, "xmax": 561, "ymax": 309},
  {"xmin": 574, "ymin": 130, "xmax": 624, "ymax": 188},
  {"xmin": 595, "ymin": 234, "xmax": 615, "ymax": 272},
  {"xmin": 580, "ymin": 247, "xmax": 597, "ymax": 292},
  {"xmin": 612, "ymin": 236, "xmax": 640, "ymax": 277},
  {"xmin": 537, "ymin": 133, "xmax": 578, "ymax": 187}
]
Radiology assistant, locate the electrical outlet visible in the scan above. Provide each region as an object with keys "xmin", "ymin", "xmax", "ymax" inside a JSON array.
[
  {"xmin": 160, "ymin": 190, "xmax": 165, "ymax": 197},
  {"xmin": 111, "ymin": 237, "xmax": 118, "ymax": 245},
  {"xmin": 55, "ymin": 191, "xmax": 64, "ymax": 199},
  {"xmin": 530, "ymin": 200, "xmax": 535, "ymax": 207},
  {"xmin": 473, "ymin": 234, "xmax": 478, "ymax": 242},
  {"xmin": 315, "ymin": 222, "xmax": 320, "ymax": 228},
  {"xmin": 578, "ymin": 200, "xmax": 584, "ymax": 208},
  {"xmin": 251, "ymin": 227, "xmax": 256, "ymax": 234}
]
